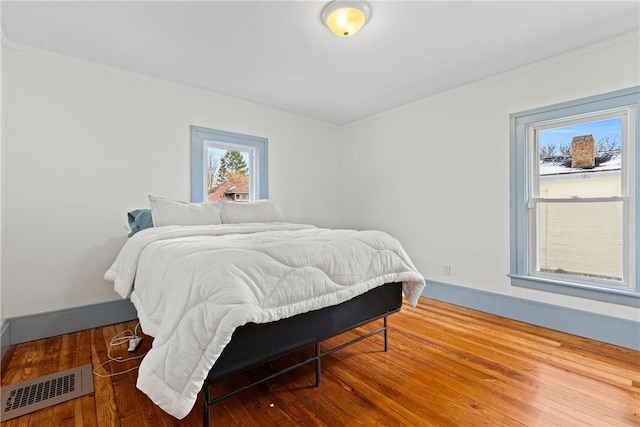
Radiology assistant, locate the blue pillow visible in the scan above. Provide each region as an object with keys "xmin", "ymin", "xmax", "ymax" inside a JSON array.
[{"xmin": 127, "ymin": 209, "xmax": 154, "ymax": 236}]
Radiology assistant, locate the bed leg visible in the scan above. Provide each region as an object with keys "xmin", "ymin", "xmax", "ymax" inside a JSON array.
[
  {"xmin": 203, "ymin": 383, "xmax": 210, "ymax": 427},
  {"xmin": 315, "ymin": 343, "xmax": 321, "ymax": 387},
  {"xmin": 384, "ymin": 316, "xmax": 389, "ymax": 352}
]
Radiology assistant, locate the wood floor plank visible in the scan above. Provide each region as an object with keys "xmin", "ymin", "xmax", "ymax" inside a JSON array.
[
  {"xmin": 110, "ymin": 322, "xmax": 145, "ymax": 424},
  {"xmin": 416, "ymin": 304, "xmax": 639, "ymax": 391},
  {"xmin": 76, "ymin": 329, "xmax": 98, "ymax": 427},
  {"xmin": 392, "ymin": 309, "xmax": 636, "ymax": 425},
  {"xmin": 90, "ymin": 326, "xmax": 120, "ymax": 427},
  {"xmin": 1, "ymin": 297, "xmax": 638, "ymax": 426}
]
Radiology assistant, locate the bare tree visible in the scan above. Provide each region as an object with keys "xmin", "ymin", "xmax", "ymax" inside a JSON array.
[
  {"xmin": 540, "ymin": 144, "xmax": 556, "ymax": 159},
  {"xmin": 596, "ymin": 136, "xmax": 620, "ymax": 152},
  {"xmin": 559, "ymin": 143, "xmax": 571, "ymax": 156},
  {"xmin": 207, "ymin": 152, "xmax": 218, "ymax": 191},
  {"xmin": 540, "ymin": 142, "xmax": 573, "ymax": 159},
  {"xmin": 227, "ymin": 171, "xmax": 249, "ymax": 186}
]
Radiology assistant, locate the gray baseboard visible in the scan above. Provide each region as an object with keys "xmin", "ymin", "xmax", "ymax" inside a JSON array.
[
  {"xmin": 5, "ymin": 299, "xmax": 138, "ymax": 345},
  {"xmin": 4, "ymin": 284, "xmax": 638, "ymax": 351},
  {"xmin": 422, "ymin": 280, "xmax": 640, "ymax": 351},
  {"xmin": 1, "ymin": 320, "xmax": 11, "ymax": 361}
]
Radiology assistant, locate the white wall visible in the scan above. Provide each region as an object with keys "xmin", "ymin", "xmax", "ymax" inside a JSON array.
[
  {"xmin": 2, "ymin": 47, "xmax": 340, "ymax": 318},
  {"xmin": 3, "ymin": 34, "xmax": 639, "ymax": 325},
  {"xmin": 337, "ymin": 35, "xmax": 640, "ymax": 322},
  {"xmin": 0, "ymin": 25, "xmax": 4, "ymax": 326}
]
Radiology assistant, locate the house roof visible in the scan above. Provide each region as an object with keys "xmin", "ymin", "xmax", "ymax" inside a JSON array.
[
  {"xmin": 208, "ymin": 181, "xmax": 249, "ymax": 202},
  {"xmin": 539, "ymin": 151, "xmax": 621, "ymax": 176},
  {"xmin": 225, "ymin": 185, "xmax": 249, "ymax": 195},
  {"xmin": 207, "ymin": 181, "xmax": 234, "ymax": 202}
]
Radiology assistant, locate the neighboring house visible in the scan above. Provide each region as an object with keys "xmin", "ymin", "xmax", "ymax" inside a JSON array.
[
  {"xmin": 208, "ymin": 181, "xmax": 250, "ymax": 202},
  {"xmin": 538, "ymin": 136, "xmax": 622, "ymax": 280}
]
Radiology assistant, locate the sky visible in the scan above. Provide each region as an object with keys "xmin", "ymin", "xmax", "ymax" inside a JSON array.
[{"xmin": 539, "ymin": 117, "xmax": 622, "ymax": 151}]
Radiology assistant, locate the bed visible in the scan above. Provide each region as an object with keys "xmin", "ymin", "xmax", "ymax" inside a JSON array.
[
  {"xmin": 203, "ymin": 281, "xmax": 403, "ymax": 427},
  {"xmin": 104, "ymin": 198, "xmax": 425, "ymax": 425}
]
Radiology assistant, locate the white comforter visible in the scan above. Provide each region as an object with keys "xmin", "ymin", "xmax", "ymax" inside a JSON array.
[{"xmin": 104, "ymin": 222, "xmax": 425, "ymax": 419}]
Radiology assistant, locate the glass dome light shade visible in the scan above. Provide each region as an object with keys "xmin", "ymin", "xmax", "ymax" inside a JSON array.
[{"xmin": 322, "ymin": 1, "xmax": 371, "ymax": 37}]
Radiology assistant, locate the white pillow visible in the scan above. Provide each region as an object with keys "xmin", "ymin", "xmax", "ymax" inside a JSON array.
[
  {"xmin": 148, "ymin": 195, "xmax": 222, "ymax": 227},
  {"xmin": 218, "ymin": 199, "xmax": 282, "ymax": 224}
]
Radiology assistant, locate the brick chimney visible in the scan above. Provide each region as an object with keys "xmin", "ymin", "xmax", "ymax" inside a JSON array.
[{"xmin": 571, "ymin": 135, "xmax": 595, "ymax": 168}]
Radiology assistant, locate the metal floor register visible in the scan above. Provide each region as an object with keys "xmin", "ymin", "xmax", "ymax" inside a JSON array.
[{"xmin": 1, "ymin": 364, "xmax": 94, "ymax": 421}]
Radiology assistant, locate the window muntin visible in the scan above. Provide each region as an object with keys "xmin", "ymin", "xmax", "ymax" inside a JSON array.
[
  {"xmin": 509, "ymin": 87, "xmax": 639, "ymax": 306},
  {"xmin": 190, "ymin": 126, "xmax": 268, "ymax": 203}
]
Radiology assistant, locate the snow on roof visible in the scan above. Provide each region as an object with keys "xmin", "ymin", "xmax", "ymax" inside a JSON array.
[{"xmin": 539, "ymin": 151, "xmax": 621, "ymax": 176}]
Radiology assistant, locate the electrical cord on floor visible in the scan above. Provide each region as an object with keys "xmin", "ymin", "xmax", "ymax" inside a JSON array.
[{"xmin": 93, "ymin": 322, "xmax": 149, "ymax": 378}]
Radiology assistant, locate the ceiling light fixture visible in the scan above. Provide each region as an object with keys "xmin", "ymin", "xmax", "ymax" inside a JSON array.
[{"xmin": 321, "ymin": 0, "xmax": 371, "ymax": 38}]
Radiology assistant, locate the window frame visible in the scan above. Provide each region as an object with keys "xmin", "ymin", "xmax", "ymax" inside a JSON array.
[
  {"xmin": 190, "ymin": 126, "xmax": 268, "ymax": 203},
  {"xmin": 509, "ymin": 87, "xmax": 640, "ymax": 307}
]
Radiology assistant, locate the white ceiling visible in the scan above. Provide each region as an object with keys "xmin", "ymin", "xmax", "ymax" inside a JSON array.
[{"xmin": 2, "ymin": 1, "xmax": 639, "ymax": 126}]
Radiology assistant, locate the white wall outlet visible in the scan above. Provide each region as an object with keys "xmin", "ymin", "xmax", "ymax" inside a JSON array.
[{"xmin": 443, "ymin": 264, "xmax": 451, "ymax": 276}]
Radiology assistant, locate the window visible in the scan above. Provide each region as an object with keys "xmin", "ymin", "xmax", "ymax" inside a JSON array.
[
  {"xmin": 510, "ymin": 87, "xmax": 639, "ymax": 306},
  {"xmin": 190, "ymin": 126, "xmax": 268, "ymax": 203}
]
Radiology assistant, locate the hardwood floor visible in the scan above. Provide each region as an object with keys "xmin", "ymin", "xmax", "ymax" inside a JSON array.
[{"xmin": 1, "ymin": 298, "xmax": 638, "ymax": 426}]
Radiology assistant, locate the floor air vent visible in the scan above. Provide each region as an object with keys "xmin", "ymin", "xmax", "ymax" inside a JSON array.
[{"xmin": 1, "ymin": 364, "xmax": 94, "ymax": 421}]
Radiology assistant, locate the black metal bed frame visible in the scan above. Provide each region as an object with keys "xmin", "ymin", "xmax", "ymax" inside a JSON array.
[{"xmin": 201, "ymin": 282, "xmax": 403, "ymax": 427}]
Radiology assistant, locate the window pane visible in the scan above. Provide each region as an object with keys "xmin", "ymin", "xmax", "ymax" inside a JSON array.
[
  {"xmin": 510, "ymin": 88, "xmax": 638, "ymax": 303},
  {"xmin": 191, "ymin": 126, "xmax": 267, "ymax": 203},
  {"xmin": 206, "ymin": 147, "xmax": 251, "ymax": 202},
  {"xmin": 535, "ymin": 201, "xmax": 623, "ymax": 283},
  {"xmin": 538, "ymin": 117, "xmax": 621, "ymax": 198}
]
